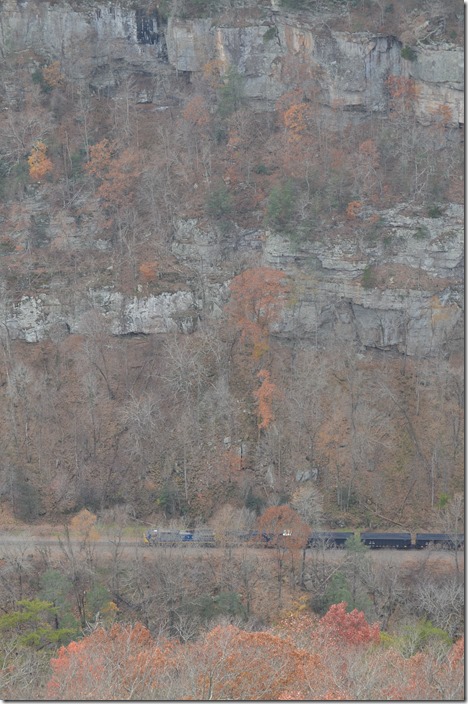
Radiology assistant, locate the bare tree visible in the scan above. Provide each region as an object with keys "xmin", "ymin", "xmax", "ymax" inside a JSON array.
[{"xmin": 415, "ymin": 579, "xmax": 464, "ymax": 638}]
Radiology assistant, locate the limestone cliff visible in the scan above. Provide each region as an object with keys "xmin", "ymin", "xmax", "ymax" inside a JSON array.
[
  {"xmin": 0, "ymin": 0, "xmax": 463, "ymax": 359},
  {"xmin": 0, "ymin": 0, "xmax": 463, "ymax": 119}
]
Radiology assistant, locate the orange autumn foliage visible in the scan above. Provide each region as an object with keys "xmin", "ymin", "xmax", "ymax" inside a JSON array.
[
  {"xmin": 139, "ymin": 261, "xmax": 158, "ymax": 281},
  {"xmin": 46, "ymin": 614, "xmax": 464, "ymax": 701},
  {"xmin": 182, "ymin": 95, "xmax": 211, "ymax": 128},
  {"xmin": 42, "ymin": 61, "xmax": 65, "ymax": 89},
  {"xmin": 387, "ymin": 75, "xmax": 419, "ymax": 114},
  {"xmin": 69, "ymin": 508, "xmax": 99, "ymax": 541},
  {"xmin": 283, "ymin": 103, "xmax": 310, "ymax": 137},
  {"xmin": 256, "ymin": 505, "xmax": 310, "ymax": 550},
  {"xmin": 318, "ymin": 602, "xmax": 380, "ymax": 646},
  {"xmin": 85, "ymin": 139, "xmax": 139, "ymax": 209},
  {"xmin": 253, "ymin": 369, "xmax": 277, "ymax": 429},
  {"xmin": 275, "ymin": 89, "xmax": 304, "ymax": 119},
  {"xmin": 47, "ymin": 623, "xmax": 170, "ymax": 700},
  {"xmin": 28, "ymin": 141, "xmax": 53, "ymax": 181},
  {"xmin": 173, "ymin": 624, "xmax": 314, "ymax": 700},
  {"xmin": 226, "ymin": 267, "xmax": 288, "ymax": 356},
  {"xmin": 346, "ymin": 200, "xmax": 362, "ymax": 219}
]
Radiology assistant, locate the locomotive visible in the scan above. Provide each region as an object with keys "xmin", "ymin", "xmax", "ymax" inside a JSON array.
[{"xmin": 144, "ymin": 529, "xmax": 464, "ymax": 550}]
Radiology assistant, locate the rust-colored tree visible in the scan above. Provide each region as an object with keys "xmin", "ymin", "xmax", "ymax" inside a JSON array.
[
  {"xmin": 387, "ymin": 76, "xmax": 419, "ymax": 116},
  {"xmin": 42, "ymin": 61, "xmax": 65, "ymax": 90},
  {"xmin": 226, "ymin": 267, "xmax": 289, "ymax": 358},
  {"xmin": 257, "ymin": 505, "xmax": 310, "ymax": 547},
  {"xmin": 346, "ymin": 200, "xmax": 362, "ymax": 219},
  {"xmin": 182, "ymin": 95, "xmax": 211, "ymax": 129},
  {"xmin": 274, "ymin": 90, "xmax": 318, "ymax": 183},
  {"xmin": 282, "ymin": 102, "xmax": 311, "ymax": 140},
  {"xmin": 28, "ymin": 141, "xmax": 53, "ymax": 181},
  {"xmin": 45, "ymin": 616, "xmax": 464, "ymax": 700},
  {"xmin": 85, "ymin": 138, "xmax": 139, "ymax": 210},
  {"xmin": 317, "ymin": 601, "xmax": 380, "ymax": 646},
  {"xmin": 47, "ymin": 623, "xmax": 168, "ymax": 700},
  {"xmin": 139, "ymin": 261, "xmax": 158, "ymax": 282},
  {"xmin": 168, "ymin": 624, "xmax": 312, "ymax": 700},
  {"xmin": 253, "ymin": 369, "xmax": 278, "ymax": 430}
]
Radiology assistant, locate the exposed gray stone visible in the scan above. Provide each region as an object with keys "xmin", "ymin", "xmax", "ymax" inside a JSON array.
[{"xmin": 0, "ymin": 3, "xmax": 463, "ymax": 358}]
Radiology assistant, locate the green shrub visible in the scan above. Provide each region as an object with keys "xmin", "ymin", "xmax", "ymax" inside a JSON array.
[
  {"xmin": 311, "ymin": 565, "xmax": 372, "ymax": 617},
  {"xmin": 176, "ymin": 0, "xmax": 220, "ymax": 19},
  {"xmin": 401, "ymin": 46, "xmax": 417, "ymax": 61},
  {"xmin": 31, "ymin": 67, "xmax": 52, "ymax": 93},
  {"xmin": 361, "ymin": 265, "xmax": 376, "ymax": 289},
  {"xmin": 155, "ymin": 483, "xmax": 183, "ymax": 518},
  {"xmin": 218, "ymin": 67, "xmax": 244, "ymax": 118},
  {"xmin": 427, "ymin": 204, "xmax": 443, "ymax": 218},
  {"xmin": 244, "ymin": 490, "xmax": 265, "ymax": 516},
  {"xmin": 266, "ymin": 180, "xmax": 297, "ymax": 229},
  {"xmin": 437, "ymin": 493, "xmax": 449, "ymax": 509},
  {"xmin": 0, "ymin": 599, "xmax": 76, "ymax": 648},
  {"xmin": 382, "ymin": 619, "xmax": 451, "ymax": 658},
  {"xmin": 413, "ymin": 226, "xmax": 430, "ymax": 240},
  {"xmin": 254, "ymin": 163, "xmax": 272, "ymax": 175},
  {"xmin": 206, "ymin": 184, "xmax": 232, "ymax": 218},
  {"xmin": 192, "ymin": 591, "xmax": 247, "ymax": 622},
  {"xmin": 263, "ymin": 27, "xmax": 277, "ymax": 42}
]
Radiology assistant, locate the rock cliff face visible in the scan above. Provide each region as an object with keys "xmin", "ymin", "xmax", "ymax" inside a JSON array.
[
  {"xmin": 264, "ymin": 203, "xmax": 463, "ymax": 356},
  {"xmin": 0, "ymin": 1, "xmax": 168, "ymax": 96},
  {"xmin": 0, "ymin": 1, "xmax": 464, "ymax": 357},
  {"xmin": 166, "ymin": 13, "xmax": 463, "ymax": 123},
  {"xmin": 0, "ymin": 1, "xmax": 463, "ymax": 119},
  {"xmin": 4, "ymin": 204, "xmax": 463, "ymax": 358}
]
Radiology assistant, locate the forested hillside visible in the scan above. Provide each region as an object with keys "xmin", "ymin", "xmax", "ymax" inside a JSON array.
[
  {"xmin": 0, "ymin": 1, "xmax": 464, "ymax": 699},
  {"xmin": 0, "ymin": 0, "xmax": 463, "ymax": 530}
]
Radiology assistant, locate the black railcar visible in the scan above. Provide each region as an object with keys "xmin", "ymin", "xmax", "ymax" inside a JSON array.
[
  {"xmin": 307, "ymin": 531, "xmax": 354, "ymax": 548},
  {"xmin": 415, "ymin": 533, "xmax": 465, "ymax": 549},
  {"xmin": 360, "ymin": 532, "xmax": 412, "ymax": 549}
]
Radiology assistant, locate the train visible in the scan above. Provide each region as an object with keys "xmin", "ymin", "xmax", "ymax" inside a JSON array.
[{"xmin": 144, "ymin": 529, "xmax": 464, "ymax": 550}]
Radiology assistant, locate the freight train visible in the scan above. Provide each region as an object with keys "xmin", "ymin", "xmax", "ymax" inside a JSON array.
[{"xmin": 144, "ymin": 529, "xmax": 464, "ymax": 550}]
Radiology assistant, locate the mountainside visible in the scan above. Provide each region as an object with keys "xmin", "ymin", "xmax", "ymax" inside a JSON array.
[{"xmin": 0, "ymin": 0, "xmax": 463, "ymax": 530}]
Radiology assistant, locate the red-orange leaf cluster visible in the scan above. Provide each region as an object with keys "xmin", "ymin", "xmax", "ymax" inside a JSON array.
[
  {"xmin": 226, "ymin": 267, "xmax": 288, "ymax": 356},
  {"xmin": 46, "ymin": 611, "xmax": 464, "ymax": 701},
  {"xmin": 47, "ymin": 623, "xmax": 169, "ymax": 700},
  {"xmin": 253, "ymin": 369, "xmax": 277, "ymax": 429},
  {"xmin": 318, "ymin": 601, "xmax": 380, "ymax": 645},
  {"xmin": 139, "ymin": 261, "xmax": 158, "ymax": 281},
  {"xmin": 28, "ymin": 141, "xmax": 53, "ymax": 181},
  {"xmin": 182, "ymin": 95, "xmax": 211, "ymax": 128},
  {"xmin": 85, "ymin": 139, "xmax": 139, "ymax": 209},
  {"xmin": 346, "ymin": 200, "xmax": 362, "ymax": 219},
  {"xmin": 387, "ymin": 75, "xmax": 419, "ymax": 114},
  {"xmin": 256, "ymin": 505, "xmax": 310, "ymax": 549}
]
